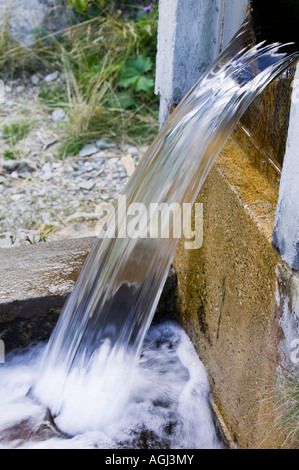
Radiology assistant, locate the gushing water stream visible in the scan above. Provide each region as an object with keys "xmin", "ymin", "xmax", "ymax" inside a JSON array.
[{"xmin": 1, "ymin": 15, "xmax": 298, "ymax": 448}]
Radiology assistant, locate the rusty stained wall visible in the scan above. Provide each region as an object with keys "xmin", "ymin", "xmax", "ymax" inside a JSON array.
[
  {"xmin": 172, "ymin": 138, "xmax": 293, "ymax": 449},
  {"xmin": 235, "ymin": 63, "xmax": 297, "ymax": 188}
]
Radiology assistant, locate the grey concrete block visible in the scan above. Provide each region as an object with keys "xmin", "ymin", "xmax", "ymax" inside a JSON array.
[
  {"xmin": 155, "ymin": 0, "xmax": 247, "ymax": 126},
  {"xmin": 272, "ymin": 65, "xmax": 299, "ymax": 271}
]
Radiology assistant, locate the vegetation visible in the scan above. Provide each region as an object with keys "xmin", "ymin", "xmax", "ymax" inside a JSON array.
[
  {"xmin": 0, "ymin": 2, "xmax": 159, "ymax": 157},
  {"xmin": 3, "ymin": 120, "xmax": 34, "ymax": 145},
  {"xmin": 3, "ymin": 149, "xmax": 15, "ymax": 161},
  {"xmin": 25, "ymin": 227, "xmax": 54, "ymax": 244},
  {"xmin": 273, "ymin": 368, "xmax": 299, "ymax": 448}
]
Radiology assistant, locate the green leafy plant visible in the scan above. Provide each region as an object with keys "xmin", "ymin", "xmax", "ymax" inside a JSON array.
[{"xmin": 118, "ymin": 55, "xmax": 154, "ymax": 93}]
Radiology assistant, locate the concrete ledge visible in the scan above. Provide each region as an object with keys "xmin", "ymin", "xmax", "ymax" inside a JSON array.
[
  {"xmin": 0, "ymin": 237, "xmax": 95, "ymax": 350},
  {"xmin": 0, "ymin": 237, "xmax": 177, "ymax": 351},
  {"xmin": 0, "ymin": 237, "xmax": 95, "ymax": 315}
]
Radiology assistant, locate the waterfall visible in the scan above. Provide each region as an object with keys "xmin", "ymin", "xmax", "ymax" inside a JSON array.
[{"xmin": 32, "ymin": 15, "xmax": 298, "ymax": 435}]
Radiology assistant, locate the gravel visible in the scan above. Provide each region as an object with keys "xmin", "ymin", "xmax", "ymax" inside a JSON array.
[{"xmin": 0, "ymin": 74, "xmax": 148, "ymax": 248}]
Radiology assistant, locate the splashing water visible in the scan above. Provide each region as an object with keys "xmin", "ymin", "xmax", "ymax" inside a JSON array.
[
  {"xmin": 0, "ymin": 322, "xmax": 222, "ymax": 449},
  {"xmin": 3, "ymin": 15, "xmax": 298, "ymax": 445}
]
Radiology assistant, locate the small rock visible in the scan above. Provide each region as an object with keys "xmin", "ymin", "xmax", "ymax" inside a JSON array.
[
  {"xmin": 126, "ymin": 145, "xmax": 139, "ymax": 157},
  {"xmin": 45, "ymin": 155, "xmax": 56, "ymax": 164},
  {"xmin": 79, "ymin": 144, "xmax": 99, "ymax": 158},
  {"xmin": 41, "ymin": 172, "xmax": 52, "ymax": 181},
  {"xmin": 69, "ymin": 162, "xmax": 80, "ymax": 171},
  {"xmin": 0, "ymin": 175, "xmax": 5, "ymax": 184},
  {"xmin": 96, "ymin": 139, "xmax": 117, "ymax": 150},
  {"xmin": 44, "ymin": 71, "xmax": 59, "ymax": 83},
  {"xmin": 51, "ymin": 108, "xmax": 67, "ymax": 122},
  {"xmin": 31, "ymin": 151, "xmax": 40, "ymax": 158},
  {"xmin": 42, "ymin": 162, "xmax": 52, "ymax": 172},
  {"xmin": 121, "ymin": 154, "xmax": 136, "ymax": 177},
  {"xmin": 10, "ymin": 193, "xmax": 24, "ymax": 201},
  {"xmin": 15, "ymin": 85, "xmax": 25, "ymax": 93},
  {"xmin": 81, "ymin": 174, "xmax": 92, "ymax": 181},
  {"xmin": 3, "ymin": 160, "xmax": 20, "ymax": 172},
  {"xmin": 5, "ymin": 85, "xmax": 12, "ymax": 93},
  {"xmin": 3, "ymin": 159, "xmax": 37, "ymax": 173},
  {"xmin": 20, "ymin": 160, "xmax": 37, "ymax": 173},
  {"xmin": 31, "ymin": 74, "xmax": 40, "ymax": 85},
  {"xmin": 79, "ymin": 181, "xmax": 95, "ymax": 191}
]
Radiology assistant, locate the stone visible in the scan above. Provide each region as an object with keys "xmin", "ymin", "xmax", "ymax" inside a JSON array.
[
  {"xmin": 0, "ymin": 0, "xmax": 72, "ymax": 47},
  {"xmin": 31, "ymin": 74, "xmax": 40, "ymax": 85},
  {"xmin": 19, "ymin": 160, "xmax": 37, "ymax": 173},
  {"xmin": 79, "ymin": 144, "xmax": 99, "ymax": 158},
  {"xmin": 3, "ymin": 160, "xmax": 20, "ymax": 172},
  {"xmin": 70, "ymin": 162, "xmax": 80, "ymax": 171},
  {"xmin": 95, "ymin": 139, "xmax": 117, "ymax": 150},
  {"xmin": 2, "ymin": 159, "xmax": 37, "ymax": 174},
  {"xmin": 51, "ymin": 108, "xmax": 67, "ymax": 122},
  {"xmin": 44, "ymin": 71, "xmax": 59, "ymax": 83},
  {"xmin": 10, "ymin": 193, "xmax": 24, "ymax": 201},
  {"xmin": 79, "ymin": 181, "xmax": 95, "ymax": 191},
  {"xmin": 121, "ymin": 154, "xmax": 135, "ymax": 177},
  {"xmin": 15, "ymin": 85, "xmax": 25, "ymax": 93},
  {"xmin": 126, "ymin": 145, "xmax": 139, "ymax": 157}
]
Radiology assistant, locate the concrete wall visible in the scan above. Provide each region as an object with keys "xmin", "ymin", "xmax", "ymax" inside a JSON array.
[
  {"xmin": 155, "ymin": 0, "xmax": 248, "ymax": 126},
  {"xmin": 272, "ymin": 63, "xmax": 299, "ymax": 271}
]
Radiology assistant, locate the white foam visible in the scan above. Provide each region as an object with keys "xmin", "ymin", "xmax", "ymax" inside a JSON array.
[{"xmin": 0, "ymin": 322, "xmax": 222, "ymax": 449}]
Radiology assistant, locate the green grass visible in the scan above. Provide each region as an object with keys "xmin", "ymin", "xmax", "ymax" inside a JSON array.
[
  {"xmin": 38, "ymin": 84, "xmax": 68, "ymax": 110},
  {"xmin": 3, "ymin": 149, "xmax": 15, "ymax": 160},
  {"xmin": 3, "ymin": 120, "xmax": 34, "ymax": 145}
]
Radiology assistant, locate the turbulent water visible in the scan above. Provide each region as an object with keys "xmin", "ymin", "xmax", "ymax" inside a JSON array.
[
  {"xmin": 0, "ymin": 322, "xmax": 222, "ymax": 449},
  {"xmin": 1, "ymin": 14, "xmax": 298, "ymax": 447}
]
